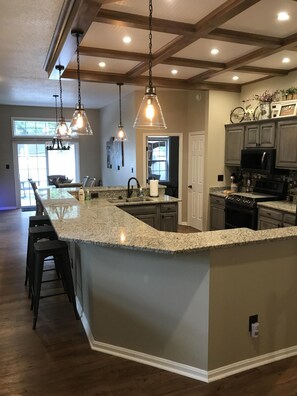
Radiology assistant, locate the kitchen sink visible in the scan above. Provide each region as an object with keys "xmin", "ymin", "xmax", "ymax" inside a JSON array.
[{"xmin": 108, "ymin": 197, "xmax": 154, "ymax": 203}]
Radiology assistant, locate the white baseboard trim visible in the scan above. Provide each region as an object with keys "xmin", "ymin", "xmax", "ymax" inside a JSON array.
[
  {"xmin": 77, "ymin": 299, "xmax": 297, "ymax": 383},
  {"xmin": 179, "ymin": 221, "xmax": 188, "ymax": 226},
  {"xmin": 208, "ymin": 345, "xmax": 297, "ymax": 382}
]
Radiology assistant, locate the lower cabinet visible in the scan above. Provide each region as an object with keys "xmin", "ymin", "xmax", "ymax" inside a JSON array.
[
  {"xmin": 121, "ymin": 202, "xmax": 178, "ymax": 232},
  {"xmin": 210, "ymin": 195, "xmax": 225, "ymax": 230},
  {"xmin": 258, "ymin": 207, "xmax": 295, "ymax": 230}
]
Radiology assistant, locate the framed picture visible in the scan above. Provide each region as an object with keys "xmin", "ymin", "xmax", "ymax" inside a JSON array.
[{"xmin": 271, "ymin": 100, "xmax": 297, "ymax": 118}]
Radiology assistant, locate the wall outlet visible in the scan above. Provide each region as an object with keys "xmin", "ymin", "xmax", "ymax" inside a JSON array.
[
  {"xmin": 249, "ymin": 314, "xmax": 258, "ymax": 332},
  {"xmin": 217, "ymin": 174, "xmax": 224, "ymax": 182}
]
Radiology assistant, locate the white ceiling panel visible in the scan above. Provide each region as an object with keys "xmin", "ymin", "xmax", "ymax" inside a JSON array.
[
  {"xmin": 68, "ymin": 55, "xmax": 139, "ymax": 74},
  {"xmin": 142, "ymin": 64, "xmax": 207, "ymax": 80},
  {"xmin": 248, "ymin": 50, "xmax": 297, "ymax": 70},
  {"xmin": 221, "ymin": 0, "xmax": 297, "ymax": 38},
  {"xmin": 206, "ymin": 71, "xmax": 270, "ymax": 85},
  {"xmin": 102, "ymin": 0, "xmax": 226, "ymax": 24},
  {"xmin": 175, "ymin": 39, "xmax": 258, "ymax": 63},
  {"xmin": 82, "ymin": 22, "xmax": 177, "ymax": 53}
]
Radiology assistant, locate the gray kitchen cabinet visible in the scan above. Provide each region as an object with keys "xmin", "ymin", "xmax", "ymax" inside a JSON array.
[
  {"xmin": 210, "ymin": 195, "xmax": 225, "ymax": 230},
  {"xmin": 245, "ymin": 122, "xmax": 275, "ymax": 148},
  {"xmin": 225, "ymin": 125, "xmax": 244, "ymax": 166},
  {"xmin": 258, "ymin": 207, "xmax": 295, "ymax": 229},
  {"xmin": 160, "ymin": 203, "xmax": 178, "ymax": 232},
  {"xmin": 121, "ymin": 204, "xmax": 159, "ymax": 229},
  {"xmin": 276, "ymin": 120, "xmax": 297, "ymax": 169},
  {"xmin": 121, "ymin": 202, "xmax": 178, "ymax": 232}
]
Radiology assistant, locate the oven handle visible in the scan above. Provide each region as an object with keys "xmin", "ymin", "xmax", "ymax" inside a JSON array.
[{"xmin": 261, "ymin": 151, "xmax": 266, "ymax": 169}]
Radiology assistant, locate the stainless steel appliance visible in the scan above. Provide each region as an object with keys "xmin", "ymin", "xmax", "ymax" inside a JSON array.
[
  {"xmin": 241, "ymin": 148, "xmax": 276, "ymax": 174},
  {"xmin": 225, "ymin": 179, "xmax": 287, "ymax": 230}
]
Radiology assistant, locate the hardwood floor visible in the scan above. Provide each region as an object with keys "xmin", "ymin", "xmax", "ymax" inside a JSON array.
[{"xmin": 1, "ymin": 209, "xmax": 297, "ymax": 395}]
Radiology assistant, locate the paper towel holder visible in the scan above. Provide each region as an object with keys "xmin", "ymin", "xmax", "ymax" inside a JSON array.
[{"xmin": 149, "ymin": 178, "xmax": 159, "ymax": 197}]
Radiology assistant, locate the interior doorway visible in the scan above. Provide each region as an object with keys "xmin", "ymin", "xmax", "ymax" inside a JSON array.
[
  {"xmin": 142, "ymin": 132, "xmax": 183, "ymax": 224},
  {"xmin": 187, "ymin": 132, "xmax": 205, "ymax": 231}
]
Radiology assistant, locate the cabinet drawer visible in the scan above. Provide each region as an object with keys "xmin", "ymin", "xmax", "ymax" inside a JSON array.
[
  {"xmin": 122, "ymin": 204, "xmax": 157, "ymax": 215},
  {"xmin": 210, "ymin": 196, "xmax": 225, "ymax": 206},
  {"xmin": 258, "ymin": 208, "xmax": 282, "ymax": 221},
  {"xmin": 283, "ymin": 213, "xmax": 295, "ymax": 225},
  {"xmin": 160, "ymin": 203, "xmax": 177, "ymax": 213}
]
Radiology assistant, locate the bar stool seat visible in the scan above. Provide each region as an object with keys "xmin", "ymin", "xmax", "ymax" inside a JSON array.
[
  {"xmin": 29, "ymin": 215, "xmax": 51, "ymax": 227},
  {"xmin": 32, "ymin": 239, "xmax": 79, "ymax": 329},
  {"xmin": 25, "ymin": 225, "xmax": 58, "ymax": 296}
]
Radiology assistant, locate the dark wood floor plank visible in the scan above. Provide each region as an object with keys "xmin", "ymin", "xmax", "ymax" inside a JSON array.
[{"xmin": 1, "ymin": 209, "xmax": 297, "ymax": 395}]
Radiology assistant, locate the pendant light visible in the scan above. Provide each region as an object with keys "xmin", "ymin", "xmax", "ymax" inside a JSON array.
[
  {"xmin": 46, "ymin": 94, "xmax": 70, "ymax": 151},
  {"xmin": 133, "ymin": 0, "xmax": 166, "ymax": 129},
  {"xmin": 70, "ymin": 30, "xmax": 93, "ymax": 136},
  {"xmin": 55, "ymin": 65, "xmax": 71, "ymax": 139},
  {"xmin": 115, "ymin": 83, "xmax": 127, "ymax": 141}
]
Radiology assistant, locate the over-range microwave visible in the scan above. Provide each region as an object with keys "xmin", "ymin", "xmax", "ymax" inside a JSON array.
[{"xmin": 240, "ymin": 148, "xmax": 276, "ymax": 174}]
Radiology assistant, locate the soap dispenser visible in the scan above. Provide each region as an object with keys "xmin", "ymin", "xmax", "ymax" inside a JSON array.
[{"xmin": 79, "ymin": 187, "xmax": 85, "ymax": 201}]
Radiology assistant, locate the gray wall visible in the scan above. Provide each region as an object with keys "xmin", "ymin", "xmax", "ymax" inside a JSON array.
[{"xmin": 0, "ymin": 105, "xmax": 101, "ymax": 209}]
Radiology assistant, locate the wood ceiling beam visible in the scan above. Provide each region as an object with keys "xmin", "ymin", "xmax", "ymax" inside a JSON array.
[
  {"xmin": 63, "ymin": 69, "xmax": 241, "ymax": 92},
  {"xmin": 126, "ymin": 0, "xmax": 261, "ymax": 78},
  {"xmin": 95, "ymin": 9, "xmax": 195, "ymax": 36},
  {"xmin": 44, "ymin": 0, "xmax": 104, "ymax": 79}
]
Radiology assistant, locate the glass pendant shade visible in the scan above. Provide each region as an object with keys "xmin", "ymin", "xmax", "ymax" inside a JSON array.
[
  {"xmin": 55, "ymin": 117, "xmax": 71, "ymax": 138},
  {"xmin": 70, "ymin": 104, "xmax": 93, "ymax": 136},
  {"xmin": 134, "ymin": 86, "xmax": 166, "ymax": 129},
  {"xmin": 115, "ymin": 125, "xmax": 127, "ymax": 141}
]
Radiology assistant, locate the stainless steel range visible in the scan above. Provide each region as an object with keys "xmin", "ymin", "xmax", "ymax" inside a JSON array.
[{"xmin": 225, "ymin": 179, "xmax": 287, "ymax": 230}]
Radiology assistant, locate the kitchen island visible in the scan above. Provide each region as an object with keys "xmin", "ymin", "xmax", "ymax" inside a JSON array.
[{"xmin": 38, "ymin": 187, "xmax": 297, "ymax": 383}]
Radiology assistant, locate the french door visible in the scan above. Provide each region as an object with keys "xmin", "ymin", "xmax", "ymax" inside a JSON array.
[{"xmin": 13, "ymin": 141, "xmax": 79, "ymax": 209}]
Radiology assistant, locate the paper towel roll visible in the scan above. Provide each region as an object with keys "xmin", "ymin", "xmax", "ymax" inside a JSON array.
[{"xmin": 150, "ymin": 179, "xmax": 159, "ymax": 197}]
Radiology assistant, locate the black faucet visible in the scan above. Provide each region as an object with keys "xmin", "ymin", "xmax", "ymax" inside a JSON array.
[{"xmin": 127, "ymin": 177, "xmax": 140, "ymax": 198}]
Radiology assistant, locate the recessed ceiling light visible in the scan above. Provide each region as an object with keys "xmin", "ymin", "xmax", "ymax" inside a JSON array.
[
  {"xmin": 123, "ymin": 36, "xmax": 131, "ymax": 44},
  {"xmin": 277, "ymin": 12, "xmax": 289, "ymax": 21},
  {"xmin": 98, "ymin": 61, "xmax": 106, "ymax": 68},
  {"xmin": 232, "ymin": 76, "xmax": 239, "ymax": 81},
  {"xmin": 211, "ymin": 48, "xmax": 219, "ymax": 55},
  {"xmin": 282, "ymin": 57, "xmax": 290, "ymax": 63},
  {"xmin": 171, "ymin": 69, "xmax": 178, "ymax": 75}
]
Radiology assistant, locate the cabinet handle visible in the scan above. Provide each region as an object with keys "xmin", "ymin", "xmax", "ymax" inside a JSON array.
[{"xmin": 188, "ymin": 185, "xmax": 192, "ymax": 189}]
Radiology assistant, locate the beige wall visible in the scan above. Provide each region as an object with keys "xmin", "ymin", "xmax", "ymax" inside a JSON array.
[{"xmin": 99, "ymin": 91, "xmax": 137, "ymax": 186}]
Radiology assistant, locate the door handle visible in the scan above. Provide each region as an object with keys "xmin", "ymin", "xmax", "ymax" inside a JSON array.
[{"xmin": 188, "ymin": 185, "xmax": 192, "ymax": 188}]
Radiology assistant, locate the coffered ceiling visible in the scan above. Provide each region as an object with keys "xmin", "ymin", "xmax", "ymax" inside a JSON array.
[{"xmin": 2, "ymin": 0, "xmax": 297, "ymax": 108}]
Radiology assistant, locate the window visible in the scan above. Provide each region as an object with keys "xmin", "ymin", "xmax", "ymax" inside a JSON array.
[
  {"xmin": 13, "ymin": 119, "xmax": 57, "ymax": 137},
  {"xmin": 147, "ymin": 137, "xmax": 169, "ymax": 182}
]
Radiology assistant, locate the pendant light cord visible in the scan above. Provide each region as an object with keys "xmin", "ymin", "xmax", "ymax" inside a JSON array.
[
  {"xmin": 53, "ymin": 94, "xmax": 58, "ymax": 123},
  {"xmin": 58, "ymin": 66, "xmax": 64, "ymax": 120},
  {"xmin": 75, "ymin": 33, "xmax": 82, "ymax": 108},
  {"xmin": 148, "ymin": 0, "xmax": 153, "ymax": 89},
  {"xmin": 119, "ymin": 83, "xmax": 122, "ymax": 126}
]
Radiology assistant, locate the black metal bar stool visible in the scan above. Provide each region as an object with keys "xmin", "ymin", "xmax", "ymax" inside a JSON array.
[
  {"xmin": 32, "ymin": 239, "xmax": 79, "ymax": 329},
  {"xmin": 25, "ymin": 225, "xmax": 58, "ymax": 296},
  {"xmin": 29, "ymin": 214, "xmax": 51, "ymax": 227}
]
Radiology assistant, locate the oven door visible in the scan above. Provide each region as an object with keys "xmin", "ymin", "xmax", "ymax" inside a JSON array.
[{"xmin": 225, "ymin": 201, "xmax": 258, "ymax": 230}]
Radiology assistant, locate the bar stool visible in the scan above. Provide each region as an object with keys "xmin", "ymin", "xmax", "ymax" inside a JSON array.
[
  {"xmin": 25, "ymin": 225, "xmax": 58, "ymax": 297},
  {"xmin": 32, "ymin": 239, "xmax": 79, "ymax": 329},
  {"xmin": 29, "ymin": 214, "xmax": 51, "ymax": 227}
]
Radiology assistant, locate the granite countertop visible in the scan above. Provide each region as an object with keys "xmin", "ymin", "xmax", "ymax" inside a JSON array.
[
  {"xmin": 38, "ymin": 188, "xmax": 297, "ymax": 255},
  {"xmin": 258, "ymin": 200, "xmax": 297, "ymax": 214}
]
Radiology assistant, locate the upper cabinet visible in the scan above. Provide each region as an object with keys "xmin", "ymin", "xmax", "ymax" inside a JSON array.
[
  {"xmin": 225, "ymin": 125, "xmax": 244, "ymax": 166},
  {"xmin": 276, "ymin": 120, "xmax": 297, "ymax": 169},
  {"xmin": 244, "ymin": 122, "xmax": 275, "ymax": 148}
]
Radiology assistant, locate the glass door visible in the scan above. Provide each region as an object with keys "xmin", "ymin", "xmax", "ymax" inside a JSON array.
[{"xmin": 14, "ymin": 141, "xmax": 78, "ymax": 209}]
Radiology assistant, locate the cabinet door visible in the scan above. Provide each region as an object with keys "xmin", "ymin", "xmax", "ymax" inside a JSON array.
[
  {"xmin": 225, "ymin": 125, "xmax": 244, "ymax": 165},
  {"xmin": 245, "ymin": 124, "xmax": 259, "ymax": 147},
  {"xmin": 210, "ymin": 205, "xmax": 225, "ymax": 230},
  {"xmin": 257, "ymin": 216, "xmax": 280, "ymax": 230},
  {"xmin": 136, "ymin": 213, "xmax": 159, "ymax": 229},
  {"xmin": 259, "ymin": 122, "xmax": 275, "ymax": 147},
  {"xmin": 276, "ymin": 121, "xmax": 297, "ymax": 169},
  {"xmin": 160, "ymin": 212, "xmax": 177, "ymax": 232}
]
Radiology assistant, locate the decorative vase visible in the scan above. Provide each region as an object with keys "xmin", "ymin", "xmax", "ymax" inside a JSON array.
[{"xmin": 260, "ymin": 102, "xmax": 271, "ymax": 119}]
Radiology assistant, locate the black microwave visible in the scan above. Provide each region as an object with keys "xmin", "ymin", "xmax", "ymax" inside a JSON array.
[{"xmin": 240, "ymin": 148, "xmax": 276, "ymax": 174}]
